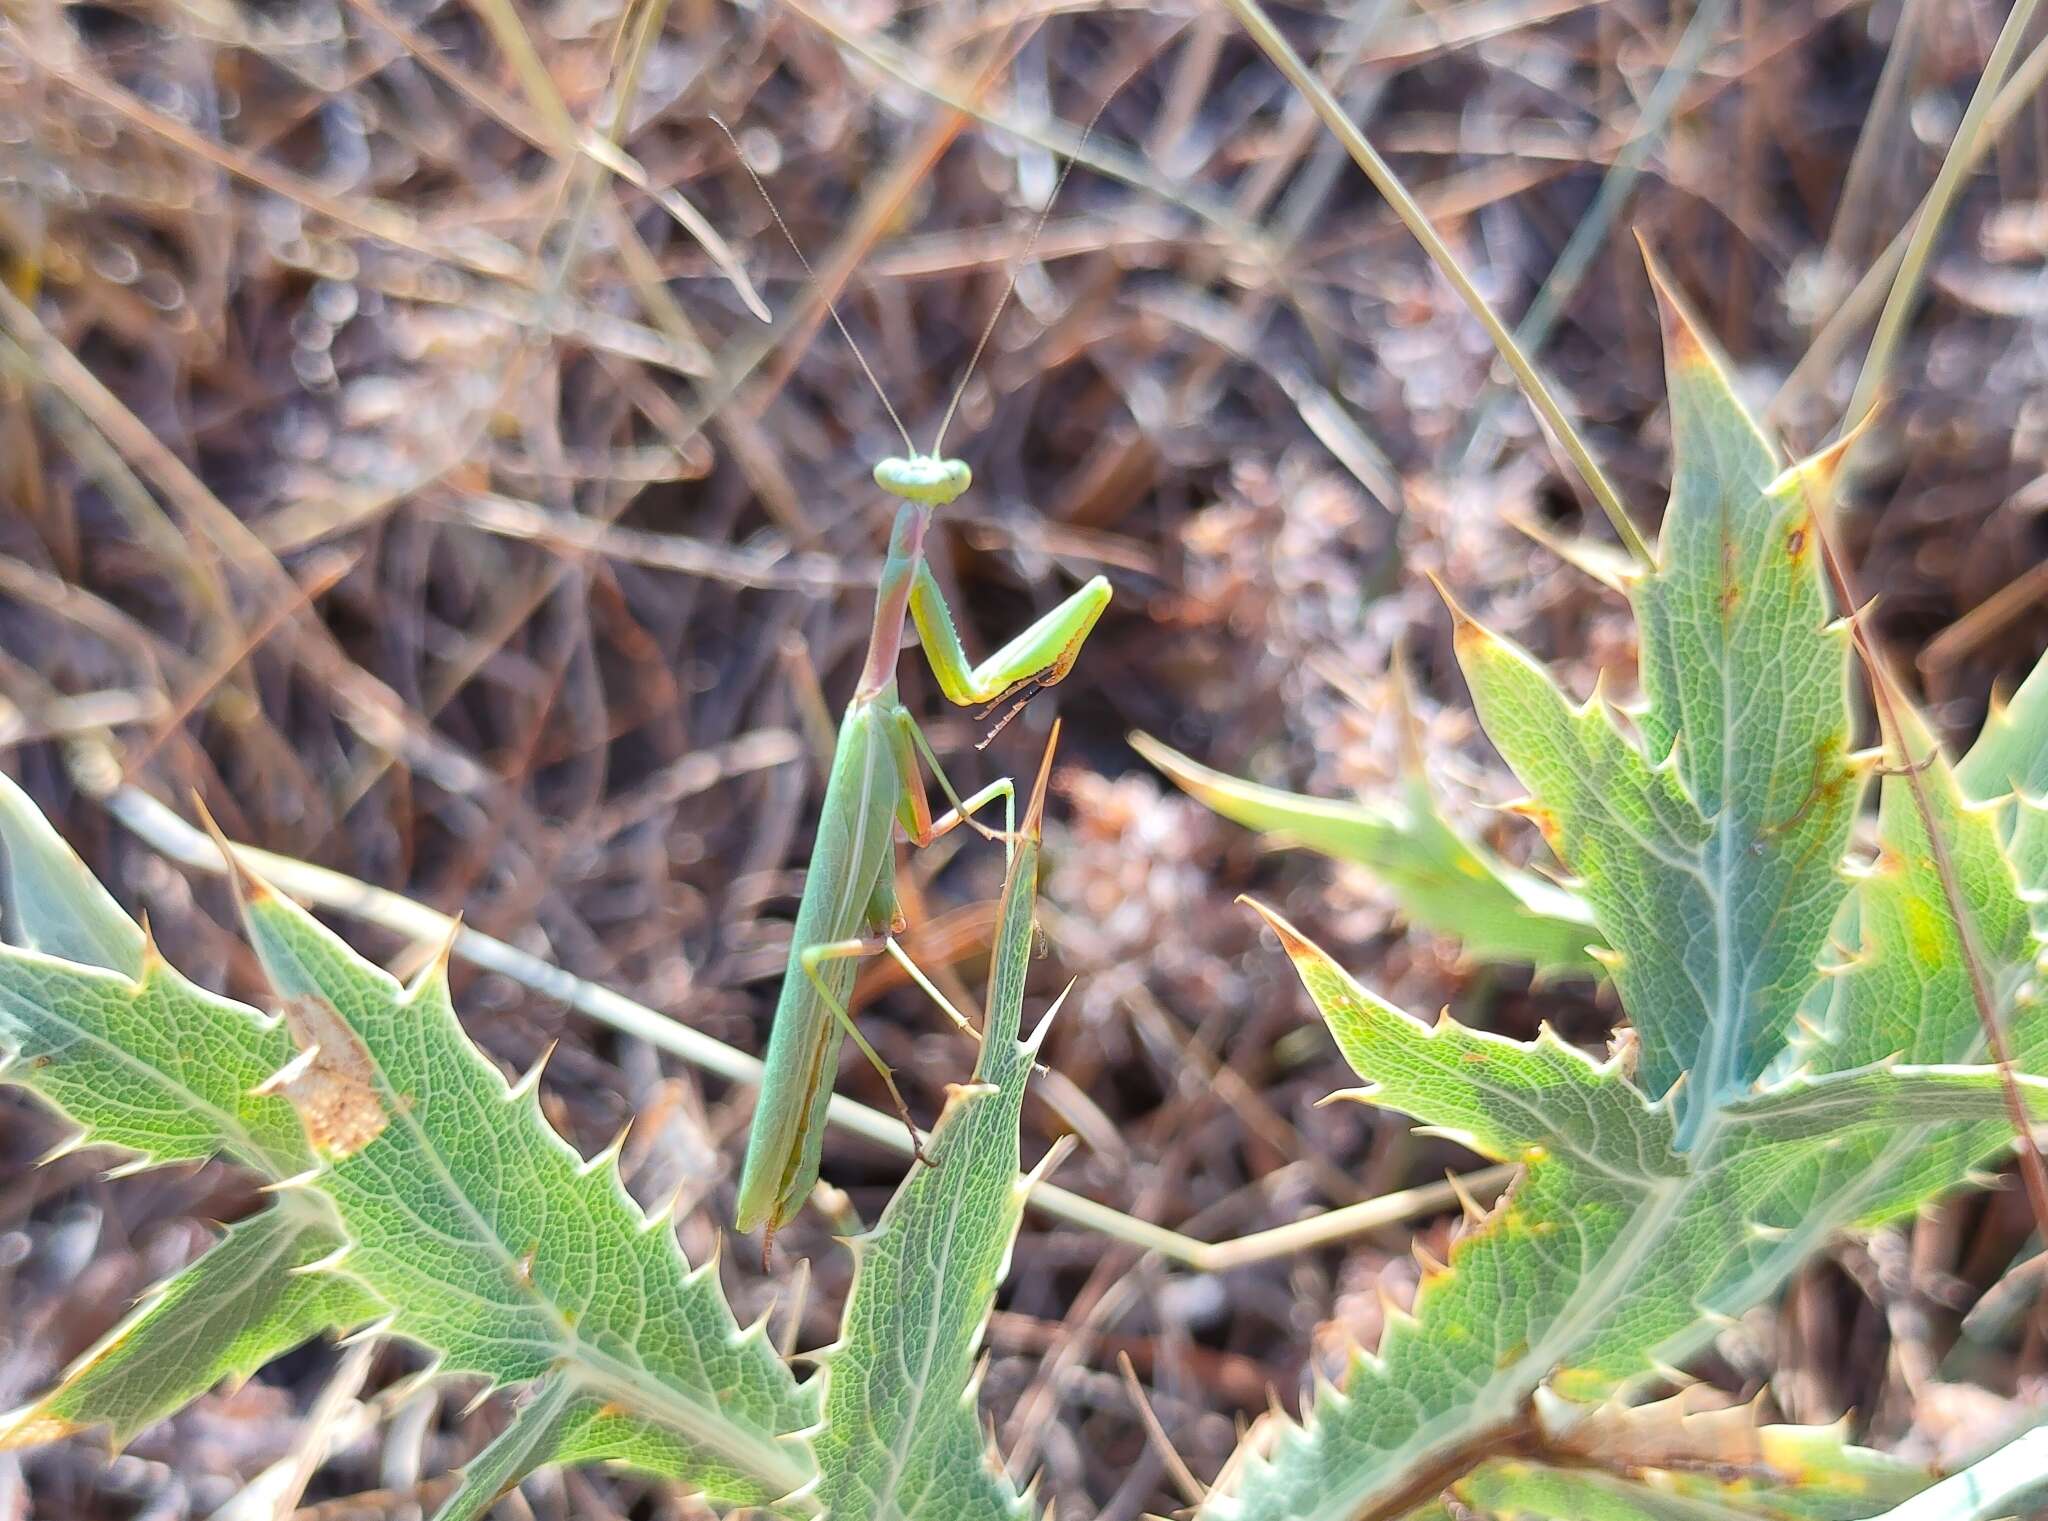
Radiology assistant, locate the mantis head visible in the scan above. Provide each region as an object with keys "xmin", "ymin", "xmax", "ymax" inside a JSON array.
[{"xmin": 874, "ymin": 455, "xmax": 972, "ymax": 506}]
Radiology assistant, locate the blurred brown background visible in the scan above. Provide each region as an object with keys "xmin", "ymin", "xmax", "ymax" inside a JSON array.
[{"xmin": 2, "ymin": 0, "xmax": 2046, "ymax": 1515}]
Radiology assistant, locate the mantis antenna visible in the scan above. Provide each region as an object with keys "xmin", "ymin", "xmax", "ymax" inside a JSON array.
[
  {"xmin": 930, "ymin": 86, "xmax": 1116, "ymax": 457},
  {"xmin": 712, "ymin": 88, "xmax": 1114, "ymax": 461},
  {"xmin": 707, "ymin": 113, "xmax": 917, "ymax": 457}
]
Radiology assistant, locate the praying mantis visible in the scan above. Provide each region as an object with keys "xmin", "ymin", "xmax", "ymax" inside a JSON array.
[{"xmin": 725, "ymin": 136, "xmax": 1112, "ymax": 1244}]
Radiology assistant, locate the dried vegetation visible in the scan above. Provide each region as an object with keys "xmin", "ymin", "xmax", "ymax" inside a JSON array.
[{"xmin": 1, "ymin": 0, "xmax": 2046, "ymax": 1515}]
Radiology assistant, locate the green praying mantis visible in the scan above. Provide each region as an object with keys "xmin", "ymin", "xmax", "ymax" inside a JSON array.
[{"xmin": 723, "ymin": 134, "xmax": 1112, "ymax": 1244}]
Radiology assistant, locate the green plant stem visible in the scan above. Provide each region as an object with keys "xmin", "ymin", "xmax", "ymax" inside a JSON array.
[
  {"xmin": 1840, "ymin": 0, "xmax": 2046, "ymax": 437},
  {"xmin": 1771, "ymin": 24, "xmax": 2048, "ymax": 423},
  {"xmin": 1449, "ymin": 0, "xmax": 1731, "ymax": 472},
  {"xmin": 1816, "ymin": 0, "xmax": 1929, "ymax": 277},
  {"xmin": 81, "ymin": 751, "xmax": 1505, "ymax": 1271},
  {"xmin": 1867, "ymin": 1423, "xmax": 2048, "ymax": 1521},
  {"xmin": 1220, "ymin": 0, "xmax": 1652, "ymax": 568}
]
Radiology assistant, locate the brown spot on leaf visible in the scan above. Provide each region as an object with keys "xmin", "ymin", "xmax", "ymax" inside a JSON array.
[
  {"xmin": 1786, "ymin": 525, "xmax": 1808, "ymax": 560},
  {"xmin": 272, "ymin": 995, "xmax": 388, "ymax": 1158}
]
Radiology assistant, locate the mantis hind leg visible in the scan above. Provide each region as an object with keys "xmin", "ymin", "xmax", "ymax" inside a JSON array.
[
  {"xmin": 884, "ymin": 937, "xmax": 983, "ymax": 1046},
  {"xmin": 800, "ymin": 935, "xmax": 937, "ymax": 1169}
]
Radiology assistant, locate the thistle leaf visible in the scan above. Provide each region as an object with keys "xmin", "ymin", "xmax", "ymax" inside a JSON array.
[
  {"xmin": 0, "ymin": 771, "xmax": 145, "ymax": 974},
  {"xmin": 1453, "ymin": 278, "xmax": 1861, "ymax": 1133},
  {"xmin": 0, "ymin": 1202, "xmax": 376, "ymax": 1452},
  {"xmin": 437, "ymin": 1385, "xmax": 805, "ymax": 1521},
  {"xmin": 1133, "ymin": 733, "xmax": 1600, "ymax": 973},
  {"xmin": 1956, "ymin": 647, "xmax": 2048, "ymax": 912},
  {"xmin": 0, "ymin": 780, "xmax": 373, "ymax": 1451},
  {"xmin": 1956, "ymin": 645, "xmax": 2048, "ymax": 805},
  {"xmin": 811, "ymin": 739, "xmax": 1058, "ymax": 1521},
  {"xmin": 1249, "ymin": 903, "xmax": 1676, "ymax": 1177},
  {"xmin": 429, "ymin": 1372, "xmax": 581, "ymax": 1521},
  {"xmin": 223, "ymin": 857, "xmax": 820, "ymax": 1511},
  {"xmin": 0, "ymin": 944, "xmax": 315, "ymax": 1179},
  {"xmin": 1207, "ymin": 259, "xmax": 2046, "ymax": 1521},
  {"xmin": 1719, "ymin": 1063, "xmax": 2048, "ymax": 1141}
]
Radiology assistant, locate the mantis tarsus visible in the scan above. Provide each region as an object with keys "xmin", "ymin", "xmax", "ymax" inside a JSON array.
[{"xmin": 724, "ymin": 130, "xmax": 1112, "ymax": 1244}]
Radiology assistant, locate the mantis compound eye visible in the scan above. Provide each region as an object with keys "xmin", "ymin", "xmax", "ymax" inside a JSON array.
[{"xmin": 874, "ymin": 456, "xmax": 972, "ymax": 505}]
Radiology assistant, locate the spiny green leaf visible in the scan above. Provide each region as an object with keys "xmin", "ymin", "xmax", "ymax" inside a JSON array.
[
  {"xmin": 1628, "ymin": 270, "xmax": 1857, "ymax": 1136},
  {"xmin": 811, "ymin": 744, "xmax": 1058, "ymax": 1521},
  {"xmin": 429, "ymin": 1372, "xmax": 582, "ymax": 1521},
  {"xmin": 0, "ymin": 770, "xmax": 311, "ymax": 1179},
  {"xmin": 436, "ymin": 1386, "xmax": 798, "ymax": 1521},
  {"xmin": 1956, "ymin": 647, "xmax": 2048, "ymax": 805},
  {"xmin": 0, "ymin": 771, "xmax": 145, "ymax": 974},
  {"xmin": 1719, "ymin": 1063, "xmax": 2048, "ymax": 1142},
  {"xmin": 1452, "ymin": 317, "xmax": 1859, "ymax": 1134},
  {"xmin": 0, "ymin": 1201, "xmax": 377, "ymax": 1452},
  {"xmin": 1249, "ymin": 902, "xmax": 1676, "ymax": 1178},
  {"xmin": 1957, "ymin": 647, "xmax": 2048, "ymax": 915},
  {"xmin": 1132, "ymin": 733, "xmax": 1599, "ymax": 973},
  {"xmin": 0, "ymin": 779, "xmax": 372, "ymax": 1453},
  {"xmin": 1208, "ymin": 262, "xmax": 2046, "ymax": 1521},
  {"xmin": 1806, "ymin": 706, "xmax": 2038, "ymax": 1073},
  {"xmin": 0, "ymin": 944, "xmax": 315, "ymax": 1179},
  {"xmin": 225, "ymin": 860, "xmax": 820, "ymax": 1512},
  {"xmin": 1783, "ymin": 705, "xmax": 2043, "ymax": 1232}
]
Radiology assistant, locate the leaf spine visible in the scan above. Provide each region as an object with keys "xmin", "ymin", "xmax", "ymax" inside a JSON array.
[
  {"xmin": 1024, "ymin": 978, "xmax": 1076, "ymax": 1053},
  {"xmin": 458, "ymin": 1379, "xmax": 503, "ymax": 1418},
  {"xmin": 259, "ymin": 1167, "xmax": 325, "ymax": 1194},
  {"xmin": 34, "ymin": 1130, "xmax": 89, "ymax": 1168},
  {"xmin": 1446, "ymin": 1169, "xmax": 1489, "ymax": 1225},
  {"xmin": 578, "ymin": 1120, "xmax": 632, "ymax": 1178},
  {"xmin": 293, "ymin": 1241, "xmax": 356, "ymax": 1277},
  {"xmin": 336, "ymin": 1311, "xmax": 396, "ymax": 1345},
  {"xmin": 507, "ymin": 1040, "xmax": 556, "ymax": 1101},
  {"xmin": 253, "ymin": 1043, "xmax": 319, "ymax": 1097},
  {"xmin": 642, "ymin": 1181, "xmax": 688, "ymax": 1234}
]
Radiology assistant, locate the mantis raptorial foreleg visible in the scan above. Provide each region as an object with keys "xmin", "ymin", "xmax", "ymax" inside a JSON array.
[{"xmin": 910, "ymin": 560, "xmax": 1111, "ymax": 709}]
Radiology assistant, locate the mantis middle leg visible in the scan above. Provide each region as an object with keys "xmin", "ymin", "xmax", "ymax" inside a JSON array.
[{"xmin": 886, "ymin": 706, "xmax": 1016, "ymax": 861}]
